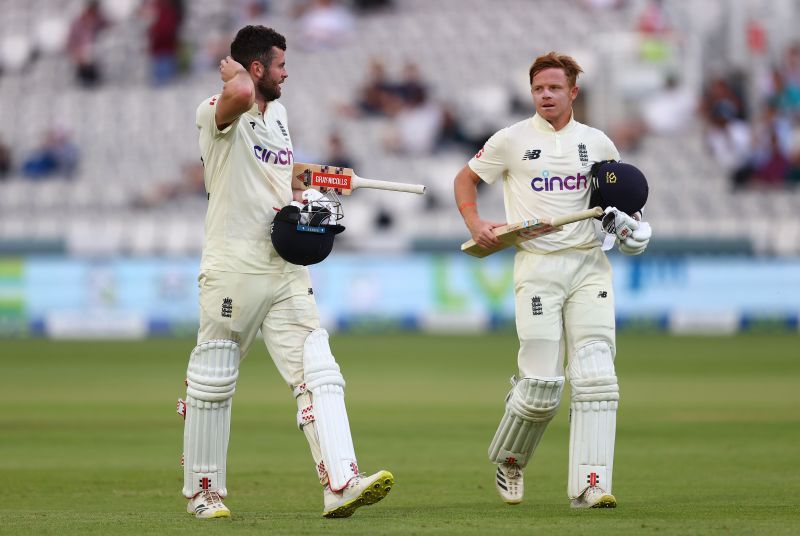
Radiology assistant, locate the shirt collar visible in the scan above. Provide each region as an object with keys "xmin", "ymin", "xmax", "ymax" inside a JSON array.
[{"xmin": 531, "ymin": 111, "xmax": 576, "ymax": 133}]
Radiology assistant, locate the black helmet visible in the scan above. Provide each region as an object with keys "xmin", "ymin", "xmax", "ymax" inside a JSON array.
[
  {"xmin": 270, "ymin": 205, "xmax": 345, "ymax": 266},
  {"xmin": 589, "ymin": 160, "xmax": 649, "ymax": 215}
]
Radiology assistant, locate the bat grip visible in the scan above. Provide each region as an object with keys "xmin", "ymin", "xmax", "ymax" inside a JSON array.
[
  {"xmin": 355, "ymin": 177, "xmax": 426, "ymax": 194},
  {"xmin": 550, "ymin": 207, "xmax": 603, "ymax": 227}
]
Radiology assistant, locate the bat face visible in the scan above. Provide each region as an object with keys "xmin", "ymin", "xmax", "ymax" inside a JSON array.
[{"xmin": 293, "ymin": 164, "xmax": 355, "ymax": 195}]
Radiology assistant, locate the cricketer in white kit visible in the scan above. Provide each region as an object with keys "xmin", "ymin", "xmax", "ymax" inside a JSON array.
[
  {"xmin": 178, "ymin": 25, "xmax": 393, "ymax": 520},
  {"xmin": 454, "ymin": 52, "xmax": 652, "ymax": 509}
]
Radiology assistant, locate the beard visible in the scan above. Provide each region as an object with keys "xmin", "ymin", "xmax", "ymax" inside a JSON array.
[{"xmin": 256, "ymin": 72, "xmax": 282, "ymax": 102}]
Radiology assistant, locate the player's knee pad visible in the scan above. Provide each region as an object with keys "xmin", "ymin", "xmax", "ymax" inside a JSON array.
[
  {"xmin": 182, "ymin": 339, "xmax": 240, "ymax": 498},
  {"xmin": 488, "ymin": 375, "xmax": 564, "ymax": 468},
  {"xmin": 303, "ymin": 328, "xmax": 358, "ymax": 491},
  {"xmin": 567, "ymin": 340, "xmax": 618, "ymax": 403},
  {"xmin": 567, "ymin": 341, "xmax": 619, "ymax": 499}
]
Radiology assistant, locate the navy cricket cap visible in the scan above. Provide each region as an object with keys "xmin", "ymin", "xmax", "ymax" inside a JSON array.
[{"xmin": 589, "ymin": 160, "xmax": 649, "ymax": 215}]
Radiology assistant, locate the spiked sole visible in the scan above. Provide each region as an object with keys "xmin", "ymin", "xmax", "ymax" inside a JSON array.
[
  {"xmin": 590, "ymin": 495, "xmax": 617, "ymax": 509},
  {"xmin": 323, "ymin": 470, "xmax": 395, "ymax": 518}
]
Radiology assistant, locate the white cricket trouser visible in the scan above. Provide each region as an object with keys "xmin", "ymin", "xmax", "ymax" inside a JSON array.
[
  {"xmin": 197, "ymin": 268, "xmax": 320, "ymax": 386},
  {"xmin": 513, "ymin": 247, "xmax": 615, "ymax": 377}
]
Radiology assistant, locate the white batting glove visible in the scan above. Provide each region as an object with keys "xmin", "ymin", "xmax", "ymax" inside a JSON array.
[
  {"xmin": 618, "ymin": 221, "xmax": 651, "ymax": 255},
  {"xmin": 601, "ymin": 207, "xmax": 652, "ymax": 255}
]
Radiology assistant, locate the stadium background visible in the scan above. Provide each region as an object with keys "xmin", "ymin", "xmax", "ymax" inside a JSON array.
[{"xmin": 1, "ymin": 0, "xmax": 799, "ymax": 534}]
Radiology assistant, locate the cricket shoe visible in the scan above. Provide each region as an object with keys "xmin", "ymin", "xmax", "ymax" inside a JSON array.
[
  {"xmin": 570, "ymin": 486, "xmax": 616, "ymax": 509},
  {"xmin": 322, "ymin": 470, "xmax": 394, "ymax": 518},
  {"xmin": 495, "ymin": 463, "xmax": 523, "ymax": 505},
  {"xmin": 186, "ymin": 490, "xmax": 231, "ymax": 519}
]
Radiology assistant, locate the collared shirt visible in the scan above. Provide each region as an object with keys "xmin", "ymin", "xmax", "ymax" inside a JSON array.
[
  {"xmin": 196, "ymin": 95, "xmax": 299, "ymax": 273},
  {"xmin": 469, "ymin": 113, "xmax": 619, "ymax": 253}
]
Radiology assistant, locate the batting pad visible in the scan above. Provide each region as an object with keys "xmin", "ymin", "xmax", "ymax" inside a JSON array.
[
  {"xmin": 183, "ymin": 339, "xmax": 240, "ymax": 498},
  {"xmin": 567, "ymin": 341, "xmax": 619, "ymax": 499},
  {"xmin": 303, "ymin": 328, "xmax": 359, "ymax": 491},
  {"xmin": 488, "ymin": 376, "xmax": 565, "ymax": 468}
]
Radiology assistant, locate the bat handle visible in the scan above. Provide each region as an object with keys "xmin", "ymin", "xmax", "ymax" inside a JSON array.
[
  {"xmin": 355, "ymin": 176, "xmax": 427, "ymax": 194},
  {"xmin": 550, "ymin": 206, "xmax": 603, "ymax": 227}
]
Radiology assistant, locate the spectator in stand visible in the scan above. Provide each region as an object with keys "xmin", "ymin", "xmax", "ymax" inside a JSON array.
[
  {"xmin": 133, "ymin": 161, "xmax": 206, "ymax": 208},
  {"xmin": 701, "ymin": 75, "xmax": 747, "ymax": 123},
  {"xmin": 640, "ymin": 74, "xmax": 696, "ymax": 135},
  {"xmin": 383, "ymin": 86, "xmax": 444, "ymax": 156},
  {"xmin": 636, "ymin": 0, "xmax": 672, "ymax": 35},
  {"xmin": 22, "ymin": 129, "xmax": 79, "ymax": 180},
  {"xmin": 0, "ymin": 137, "xmax": 11, "ymax": 180},
  {"xmin": 142, "ymin": 0, "xmax": 185, "ymax": 86},
  {"xmin": 748, "ymin": 102, "xmax": 793, "ymax": 189},
  {"xmin": 750, "ymin": 130, "xmax": 790, "ymax": 189},
  {"xmin": 338, "ymin": 58, "xmax": 397, "ymax": 117},
  {"xmin": 390, "ymin": 61, "xmax": 429, "ymax": 106},
  {"xmin": 294, "ymin": 0, "xmax": 354, "ymax": 51},
  {"xmin": 704, "ymin": 101, "xmax": 753, "ymax": 190},
  {"xmin": 766, "ymin": 65, "xmax": 800, "ymax": 121},
  {"xmin": 66, "ymin": 0, "xmax": 109, "ymax": 88}
]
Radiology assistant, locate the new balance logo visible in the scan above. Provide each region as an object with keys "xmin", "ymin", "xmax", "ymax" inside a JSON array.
[
  {"xmin": 597, "ymin": 291, "xmax": 608, "ymax": 298},
  {"xmin": 249, "ymin": 121, "xmax": 256, "ymax": 130},
  {"xmin": 523, "ymin": 149, "xmax": 541, "ymax": 160}
]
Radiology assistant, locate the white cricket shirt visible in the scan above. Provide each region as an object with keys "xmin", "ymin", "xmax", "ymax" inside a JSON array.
[
  {"xmin": 469, "ymin": 113, "xmax": 619, "ymax": 253},
  {"xmin": 196, "ymin": 95, "xmax": 299, "ymax": 273}
]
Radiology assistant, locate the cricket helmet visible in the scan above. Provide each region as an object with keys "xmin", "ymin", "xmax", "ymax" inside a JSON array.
[
  {"xmin": 270, "ymin": 204, "xmax": 345, "ymax": 266},
  {"xmin": 589, "ymin": 160, "xmax": 649, "ymax": 215}
]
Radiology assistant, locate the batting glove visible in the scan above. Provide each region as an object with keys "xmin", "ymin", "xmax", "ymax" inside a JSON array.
[{"xmin": 601, "ymin": 207, "xmax": 652, "ymax": 256}]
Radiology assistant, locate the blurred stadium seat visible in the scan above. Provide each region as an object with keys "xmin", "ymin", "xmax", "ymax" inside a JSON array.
[{"xmin": 1, "ymin": 0, "xmax": 799, "ymax": 256}]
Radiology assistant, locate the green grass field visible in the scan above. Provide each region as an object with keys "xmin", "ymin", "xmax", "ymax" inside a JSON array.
[{"xmin": 2, "ymin": 333, "xmax": 798, "ymax": 535}]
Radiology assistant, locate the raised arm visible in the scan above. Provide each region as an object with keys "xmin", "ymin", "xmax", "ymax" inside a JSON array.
[
  {"xmin": 215, "ymin": 56, "xmax": 255, "ymax": 130},
  {"xmin": 454, "ymin": 165, "xmax": 503, "ymax": 249}
]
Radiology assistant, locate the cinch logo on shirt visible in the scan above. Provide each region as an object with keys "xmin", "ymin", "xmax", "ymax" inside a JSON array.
[
  {"xmin": 530, "ymin": 171, "xmax": 588, "ymax": 192},
  {"xmin": 253, "ymin": 145, "xmax": 293, "ymax": 165}
]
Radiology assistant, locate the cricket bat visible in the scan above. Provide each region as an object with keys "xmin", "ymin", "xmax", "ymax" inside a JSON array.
[
  {"xmin": 461, "ymin": 206, "xmax": 604, "ymax": 258},
  {"xmin": 292, "ymin": 163, "xmax": 426, "ymax": 195}
]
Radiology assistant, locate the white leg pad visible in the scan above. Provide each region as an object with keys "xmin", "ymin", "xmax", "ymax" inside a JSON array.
[
  {"xmin": 182, "ymin": 339, "xmax": 240, "ymax": 498},
  {"xmin": 293, "ymin": 383, "xmax": 328, "ymax": 485},
  {"xmin": 567, "ymin": 341, "xmax": 619, "ymax": 499},
  {"xmin": 303, "ymin": 328, "xmax": 358, "ymax": 491},
  {"xmin": 488, "ymin": 376, "xmax": 565, "ymax": 468}
]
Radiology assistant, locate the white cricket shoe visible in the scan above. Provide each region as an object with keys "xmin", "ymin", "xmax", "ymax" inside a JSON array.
[
  {"xmin": 570, "ymin": 486, "xmax": 617, "ymax": 509},
  {"xmin": 186, "ymin": 490, "xmax": 231, "ymax": 519},
  {"xmin": 322, "ymin": 470, "xmax": 394, "ymax": 518},
  {"xmin": 495, "ymin": 463, "xmax": 523, "ymax": 505}
]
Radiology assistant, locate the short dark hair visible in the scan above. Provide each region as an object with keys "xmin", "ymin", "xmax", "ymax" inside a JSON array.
[
  {"xmin": 231, "ymin": 26, "xmax": 287, "ymax": 70},
  {"xmin": 529, "ymin": 52, "xmax": 583, "ymax": 87}
]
